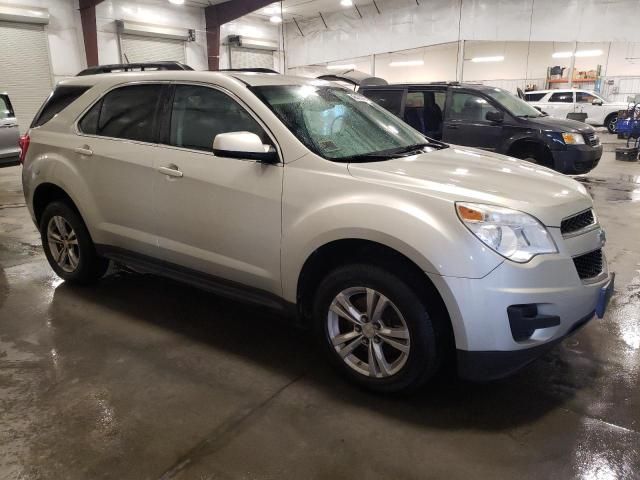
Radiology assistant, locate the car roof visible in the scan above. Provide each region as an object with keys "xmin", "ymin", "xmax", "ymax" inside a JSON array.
[
  {"xmin": 359, "ymin": 82, "xmax": 499, "ymax": 91},
  {"xmin": 56, "ymin": 70, "xmax": 331, "ymax": 89}
]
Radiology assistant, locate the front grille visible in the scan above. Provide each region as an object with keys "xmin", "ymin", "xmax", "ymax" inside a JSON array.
[
  {"xmin": 561, "ymin": 209, "xmax": 595, "ymax": 235},
  {"xmin": 573, "ymin": 249, "xmax": 603, "ymax": 280},
  {"xmin": 583, "ymin": 132, "xmax": 600, "ymax": 147}
]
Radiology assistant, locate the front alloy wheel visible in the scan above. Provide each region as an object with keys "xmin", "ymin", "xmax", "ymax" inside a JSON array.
[
  {"xmin": 314, "ymin": 263, "xmax": 448, "ymax": 393},
  {"xmin": 607, "ymin": 115, "xmax": 618, "ymax": 134},
  {"xmin": 328, "ymin": 287, "xmax": 410, "ymax": 378}
]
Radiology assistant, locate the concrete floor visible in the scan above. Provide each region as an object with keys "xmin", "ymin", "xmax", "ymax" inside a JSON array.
[{"xmin": 1, "ymin": 136, "xmax": 639, "ymax": 479}]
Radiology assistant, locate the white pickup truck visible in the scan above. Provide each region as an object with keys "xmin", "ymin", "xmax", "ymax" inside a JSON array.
[{"xmin": 524, "ymin": 89, "xmax": 627, "ymax": 134}]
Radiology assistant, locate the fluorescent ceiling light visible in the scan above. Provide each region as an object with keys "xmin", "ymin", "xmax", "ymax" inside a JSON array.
[
  {"xmin": 341, "ymin": 0, "xmax": 353, "ymax": 6},
  {"xmin": 168, "ymin": 0, "xmax": 184, "ymax": 4},
  {"xmin": 327, "ymin": 64, "xmax": 356, "ymax": 70},
  {"xmin": 389, "ymin": 60, "xmax": 424, "ymax": 67},
  {"xmin": 263, "ymin": 4, "xmax": 285, "ymax": 15},
  {"xmin": 470, "ymin": 55, "xmax": 504, "ymax": 63},
  {"xmin": 552, "ymin": 51, "xmax": 573, "ymax": 58},
  {"xmin": 575, "ymin": 49, "xmax": 603, "ymax": 57},
  {"xmin": 269, "ymin": 15, "xmax": 282, "ymax": 23}
]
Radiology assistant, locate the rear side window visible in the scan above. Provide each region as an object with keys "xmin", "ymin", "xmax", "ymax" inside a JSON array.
[
  {"xmin": 360, "ymin": 89, "xmax": 404, "ymax": 116},
  {"xmin": 78, "ymin": 84, "xmax": 164, "ymax": 142},
  {"xmin": 548, "ymin": 92, "xmax": 574, "ymax": 103},
  {"xmin": 0, "ymin": 94, "xmax": 15, "ymax": 120},
  {"xmin": 524, "ymin": 92, "xmax": 546, "ymax": 101},
  {"xmin": 31, "ymin": 85, "xmax": 91, "ymax": 128}
]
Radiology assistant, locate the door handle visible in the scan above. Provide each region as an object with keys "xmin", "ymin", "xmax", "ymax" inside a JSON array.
[
  {"xmin": 446, "ymin": 125, "xmax": 459, "ymax": 130},
  {"xmin": 74, "ymin": 146, "xmax": 93, "ymax": 156},
  {"xmin": 158, "ymin": 165, "xmax": 183, "ymax": 178}
]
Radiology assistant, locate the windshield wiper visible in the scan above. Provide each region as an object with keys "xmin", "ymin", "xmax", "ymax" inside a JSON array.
[{"xmin": 390, "ymin": 141, "xmax": 449, "ymax": 155}]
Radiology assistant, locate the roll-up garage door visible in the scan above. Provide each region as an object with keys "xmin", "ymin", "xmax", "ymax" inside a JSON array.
[
  {"xmin": 0, "ymin": 21, "xmax": 53, "ymax": 130},
  {"xmin": 120, "ymin": 34, "xmax": 185, "ymax": 64},
  {"xmin": 230, "ymin": 47, "xmax": 274, "ymax": 70}
]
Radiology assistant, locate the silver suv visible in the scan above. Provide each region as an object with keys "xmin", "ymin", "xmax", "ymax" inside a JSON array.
[
  {"xmin": 21, "ymin": 68, "xmax": 614, "ymax": 392},
  {"xmin": 0, "ymin": 93, "xmax": 20, "ymax": 167}
]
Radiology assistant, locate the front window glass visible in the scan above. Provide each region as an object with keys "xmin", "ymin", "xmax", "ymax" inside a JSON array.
[
  {"xmin": 169, "ymin": 85, "xmax": 268, "ymax": 152},
  {"xmin": 448, "ymin": 91, "xmax": 501, "ymax": 122},
  {"xmin": 253, "ymin": 85, "xmax": 431, "ymax": 161},
  {"xmin": 576, "ymin": 91, "xmax": 600, "ymax": 103},
  {"xmin": 485, "ymin": 88, "xmax": 543, "ymax": 117}
]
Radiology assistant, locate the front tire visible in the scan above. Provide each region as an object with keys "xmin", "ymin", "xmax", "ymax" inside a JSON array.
[
  {"xmin": 40, "ymin": 201, "xmax": 109, "ymax": 284},
  {"xmin": 313, "ymin": 264, "xmax": 448, "ymax": 393}
]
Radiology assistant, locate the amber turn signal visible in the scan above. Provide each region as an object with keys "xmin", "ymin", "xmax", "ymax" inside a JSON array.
[{"xmin": 457, "ymin": 204, "xmax": 485, "ymax": 222}]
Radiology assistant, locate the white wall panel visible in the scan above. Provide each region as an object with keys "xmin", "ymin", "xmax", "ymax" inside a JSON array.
[{"xmin": 285, "ymin": 0, "xmax": 640, "ymax": 69}]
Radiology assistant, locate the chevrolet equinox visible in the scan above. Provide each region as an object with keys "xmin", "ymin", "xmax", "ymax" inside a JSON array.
[{"xmin": 21, "ymin": 67, "xmax": 614, "ymax": 392}]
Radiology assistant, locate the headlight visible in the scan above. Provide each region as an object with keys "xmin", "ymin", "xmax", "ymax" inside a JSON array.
[
  {"xmin": 561, "ymin": 132, "xmax": 585, "ymax": 145},
  {"xmin": 456, "ymin": 202, "xmax": 557, "ymax": 263}
]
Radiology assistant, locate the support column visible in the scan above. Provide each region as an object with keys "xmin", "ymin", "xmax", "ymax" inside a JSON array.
[
  {"xmin": 78, "ymin": 0, "xmax": 104, "ymax": 67},
  {"xmin": 204, "ymin": 0, "xmax": 276, "ymax": 71}
]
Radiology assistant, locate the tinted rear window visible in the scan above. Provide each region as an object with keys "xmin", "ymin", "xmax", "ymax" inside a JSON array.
[
  {"xmin": 31, "ymin": 85, "xmax": 91, "ymax": 128},
  {"xmin": 359, "ymin": 89, "xmax": 404, "ymax": 116},
  {"xmin": 0, "ymin": 94, "xmax": 15, "ymax": 120},
  {"xmin": 78, "ymin": 84, "xmax": 164, "ymax": 143},
  {"xmin": 524, "ymin": 92, "xmax": 546, "ymax": 101}
]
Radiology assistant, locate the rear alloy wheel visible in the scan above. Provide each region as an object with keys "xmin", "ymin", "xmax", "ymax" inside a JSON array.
[
  {"xmin": 314, "ymin": 264, "xmax": 447, "ymax": 393},
  {"xmin": 47, "ymin": 216, "xmax": 80, "ymax": 273},
  {"xmin": 606, "ymin": 114, "xmax": 618, "ymax": 134},
  {"xmin": 40, "ymin": 201, "xmax": 109, "ymax": 284}
]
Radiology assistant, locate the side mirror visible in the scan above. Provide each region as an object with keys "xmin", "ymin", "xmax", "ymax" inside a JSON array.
[
  {"xmin": 485, "ymin": 110, "xmax": 504, "ymax": 123},
  {"xmin": 213, "ymin": 132, "xmax": 279, "ymax": 164},
  {"xmin": 592, "ymin": 98, "xmax": 603, "ymax": 106}
]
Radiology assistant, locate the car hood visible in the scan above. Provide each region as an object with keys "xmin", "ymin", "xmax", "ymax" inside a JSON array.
[
  {"xmin": 347, "ymin": 146, "xmax": 592, "ymax": 227},
  {"xmin": 524, "ymin": 115, "xmax": 595, "ymax": 133}
]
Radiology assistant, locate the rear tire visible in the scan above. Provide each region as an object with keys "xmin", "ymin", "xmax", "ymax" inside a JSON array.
[
  {"xmin": 605, "ymin": 113, "xmax": 618, "ymax": 134},
  {"xmin": 40, "ymin": 201, "xmax": 109, "ymax": 284},
  {"xmin": 313, "ymin": 263, "xmax": 448, "ymax": 393}
]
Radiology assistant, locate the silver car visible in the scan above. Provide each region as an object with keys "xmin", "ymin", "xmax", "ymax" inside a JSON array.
[
  {"xmin": 0, "ymin": 93, "xmax": 20, "ymax": 167},
  {"xmin": 21, "ymin": 69, "xmax": 614, "ymax": 393}
]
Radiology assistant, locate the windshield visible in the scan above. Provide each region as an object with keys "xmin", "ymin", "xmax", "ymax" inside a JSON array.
[
  {"xmin": 252, "ymin": 85, "xmax": 438, "ymax": 161},
  {"xmin": 486, "ymin": 88, "xmax": 543, "ymax": 117}
]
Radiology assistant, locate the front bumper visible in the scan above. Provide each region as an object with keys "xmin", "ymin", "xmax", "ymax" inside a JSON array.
[
  {"xmin": 552, "ymin": 144, "xmax": 603, "ymax": 174},
  {"xmin": 427, "ymin": 225, "xmax": 610, "ymax": 381},
  {"xmin": 456, "ymin": 309, "xmax": 595, "ymax": 381}
]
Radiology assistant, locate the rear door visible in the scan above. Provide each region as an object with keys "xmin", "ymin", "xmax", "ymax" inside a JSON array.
[
  {"xmin": 75, "ymin": 83, "xmax": 167, "ymax": 255},
  {"xmin": 544, "ymin": 91, "xmax": 575, "ymax": 119},
  {"xmin": 442, "ymin": 89, "xmax": 504, "ymax": 149},
  {"xmin": 0, "ymin": 94, "xmax": 20, "ymax": 165},
  {"xmin": 404, "ymin": 88, "xmax": 446, "ymax": 139}
]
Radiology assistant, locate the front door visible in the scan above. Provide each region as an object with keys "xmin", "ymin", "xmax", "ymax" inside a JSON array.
[
  {"xmin": 152, "ymin": 84, "xmax": 283, "ymax": 295},
  {"xmin": 442, "ymin": 90, "xmax": 503, "ymax": 150},
  {"xmin": 575, "ymin": 90, "xmax": 604, "ymax": 124}
]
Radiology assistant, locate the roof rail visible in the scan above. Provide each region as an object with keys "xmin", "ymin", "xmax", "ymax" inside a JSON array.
[
  {"xmin": 77, "ymin": 61, "xmax": 193, "ymax": 76},
  {"xmin": 218, "ymin": 68, "xmax": 280, "ymax": 74}
]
